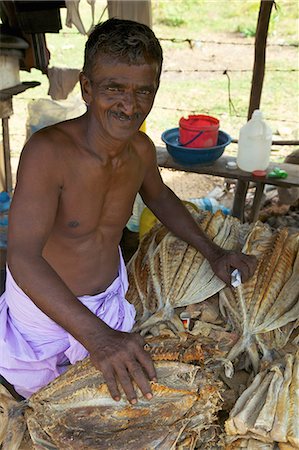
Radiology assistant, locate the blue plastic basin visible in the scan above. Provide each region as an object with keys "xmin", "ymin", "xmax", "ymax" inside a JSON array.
[{"xmin": 161, "ymin": 128, "xmax": 232, "ymax": 165}]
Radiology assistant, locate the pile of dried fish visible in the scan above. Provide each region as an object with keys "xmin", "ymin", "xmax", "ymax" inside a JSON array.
[
  {"xmin": 0, "ymin": 335, "xmax": 224, "ymax": 450},
  {"xmin": 225, "ymin": 351, "xmax": 299, "ymax": 449},
  {"xmin": 1, "ymin": 211, "xmax": 298, "ymax": 449},
  {"xmin": 220, "ymin": 226, "xmax": 299, "ymax": 373},
  {"xmin": 126, "ymin": 210, "xmax": 242, "ymax": 335},
  {"xmin": 126, "ymin": 212, "xmax": 299, "ymax": 449}
]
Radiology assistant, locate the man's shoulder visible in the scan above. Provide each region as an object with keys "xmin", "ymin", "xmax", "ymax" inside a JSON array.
[
  {"xmin": 31, "ymin": 117, "xmax": 80, "ymax": 142},
  {"xmin": 25, "ymin": 117, "xmax": 82, "ymax": 155},
  {"xmin": 132, "ymin": 130, "xmax": 156, "ymax": 156}
]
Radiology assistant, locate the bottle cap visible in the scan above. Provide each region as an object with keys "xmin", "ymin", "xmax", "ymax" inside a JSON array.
[
  {"xmin": 268, "ymin": 168, "xmax": 288, "ymax": 179},
  {"xmin": 226, "ymin": 161, "xmax": 238, "ymax": 170},
  {"xmin": 252, "ymin": 109, "xmax": 263, "ymax": 119},
  {"xmin": 180, "ymin": 311, "xmax": 191, "ymax": 330},
  {"xmin": 252, "ymin": 170, "xmax": 267, "ymax": 177}
]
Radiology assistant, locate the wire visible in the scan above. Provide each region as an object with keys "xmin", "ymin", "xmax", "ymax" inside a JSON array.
[
  {"xmin": 54, "ymin": 32, "xmax": 298, "ymax": 49},
  {"xmin": 223, "ymin": 70, "xmax": 237, "ymax": 115},
  {"xmin": 153, "ymin": 106, "xmax": 298, "ymax": 124},
  {"xmin": 163, "ymin": 68, "xmax": 298, "ymax": 73}
]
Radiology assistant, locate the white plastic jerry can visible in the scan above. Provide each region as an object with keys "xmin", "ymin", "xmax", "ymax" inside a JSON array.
[{"xmin": 237, "ymin": 110, "xmax": 272, "ymax": 172}]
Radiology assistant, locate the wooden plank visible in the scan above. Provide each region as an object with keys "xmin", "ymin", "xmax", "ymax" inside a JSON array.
[
  {"xmin": 156, "ymin": 147, "xmax": 299, "ymax": 189},
  {"xmin": 0, "ymin": 98, "xmax": 13, "ymax": 119},
  {"xmin": 231, "ymin": 138, "xmax": 299, "ymax": 146},
  {"xmin": 0, "ymin": 81, "xmax": 40, "ymax": 101}
]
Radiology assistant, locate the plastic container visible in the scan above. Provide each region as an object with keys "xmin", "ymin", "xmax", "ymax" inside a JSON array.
[
  {"xmin": 237, "ymin": 110, "xmax": 272, "ymax": 172},
  {"xmin": 139, "ymin": 201, "xmax": 199, "ymax": 240},
  {"xmin": 179, "ymin": 115, "xmax": 219, "ymax": 148},
  {"xmin": 126, "ymin": 193, "xmax": 146, "ymax": 233},
  {"xmin": 0, "ymin": 213, "xmax": 8, "ymax": 249},
  {"xmin": 162, "ymin": 128, "xmax": 231, "ymax": 166},
  {"xmin": 0, "ymin": 191, "xmax": 11, "ymax": 249},
  {"xmin": 189, "ymin": 197, "xmax": 231, "ymax": 215},
  {"xmin": 139, "ymin": 120, "xmax": 146, "ymax": 133}
]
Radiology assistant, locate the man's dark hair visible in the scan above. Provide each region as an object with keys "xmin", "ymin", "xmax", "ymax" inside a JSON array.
[{"xmin": 83, "ymin": 18, "xmax": 163, "ymax": 82}]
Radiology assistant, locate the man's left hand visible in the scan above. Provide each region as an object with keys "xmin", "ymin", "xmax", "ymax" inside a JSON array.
[{"xmin": 209, "ymin": 249, "xmax": 257, "ymax": 286}]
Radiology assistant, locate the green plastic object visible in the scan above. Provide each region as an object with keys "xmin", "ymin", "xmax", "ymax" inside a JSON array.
[{"xmin": 268, "ymin": 167, "xmax": 288, "ymax": 179}]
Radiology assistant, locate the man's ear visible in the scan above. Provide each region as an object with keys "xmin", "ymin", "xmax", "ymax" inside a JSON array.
[{"xmin": 80, "ymin": 72, "xmax": 92, "ymax": 105}]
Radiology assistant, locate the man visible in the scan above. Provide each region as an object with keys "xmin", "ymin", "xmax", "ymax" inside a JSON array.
[{"xmin": 0, "ymin": 19, "xmax": 256, "ymax": 403}]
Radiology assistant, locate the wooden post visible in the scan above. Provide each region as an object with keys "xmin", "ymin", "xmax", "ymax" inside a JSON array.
[
  {"xmin": 107, "ymin": 1, "xmax": 152, "ymax": 27},
  {"xmin": 232, "ymin": 0, "xmax": 274, "ymax": 221},
  {"xmin": 232, "ymin": 180, "xmax": 248, "ymax": 222},
  {"xmin": 0, "ymin": 98, "xmax": 13, "ymax": 192},
  {"xmin": 248, "ymin": 0, "xmax": 275, "ymax": 119},
  {"xmin": 2, "ymin": 118, "xmax": 13, "ymax": 194}
]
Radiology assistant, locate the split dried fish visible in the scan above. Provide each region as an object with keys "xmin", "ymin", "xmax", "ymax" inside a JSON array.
[
  {"xmin": 219, "ymin": 228, "xmax": 299, "ymax": 372},
  {"xmin": 127, "ymin": 211, "xmax": 242, "ymax": 334},
  {"xmin": 0, "ymin": 335, "xmax": 223, "ymax": 450},
  {"xmin": 225, "ymin": 351, "xmax": 299, "ymax": 449}
]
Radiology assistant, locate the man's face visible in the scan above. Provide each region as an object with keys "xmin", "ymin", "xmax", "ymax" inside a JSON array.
[{"xmin": 81, "ymin": 57, "xmax": 160, "ymax": 141}]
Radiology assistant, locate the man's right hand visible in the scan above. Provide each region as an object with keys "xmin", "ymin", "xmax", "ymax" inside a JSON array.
[{"xmin": 88, "ymin": 328, "xmax": 157, "ymax": 404}]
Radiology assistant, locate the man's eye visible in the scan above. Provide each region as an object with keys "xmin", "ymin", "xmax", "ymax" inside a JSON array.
[
  {"xmin": 107, "ymin": 86, "xmax": 121, "ymax": 92},
  {"xmin": 137, "ymin": 89, "xmax": 151, "ymax": 95}
]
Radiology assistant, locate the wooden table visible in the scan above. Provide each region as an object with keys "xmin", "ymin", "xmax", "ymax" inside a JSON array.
[{"xmin": 156, "ymin": 146, "xmax": 299, "ymax": 223}]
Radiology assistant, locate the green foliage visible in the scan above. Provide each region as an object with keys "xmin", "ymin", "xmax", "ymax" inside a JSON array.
[
  {"xmin": 158, "ymin": 17, "xmax": 185, "ymax": 27},
  {"xmin": 154, "ymin": 0, "xmax": 200, "ymax": 28},
  {"xmin": 153, "ymin": 0, "xmax": 298, "ymax": 43},
  {"xmin": 236, "ymin": 25, "xmax": 256, "ymax": 38}
]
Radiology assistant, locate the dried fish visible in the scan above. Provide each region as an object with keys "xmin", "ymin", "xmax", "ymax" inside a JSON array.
[
  {"xmin": 219, "ymin": 228, "xmax": 299, "ymax": 372},
  {"xmin": 0, "ymin": 335, "xmax": 224, "ymax": 449},
  {"xmin": 126, "ymin": 211, "xmax": 242, "ymax": 334},
  {"xmin": 225, "ymin": 351, "xmax": 299, "ymax": 449},
  {"xmin": 225, "ymin": 438, "xmax": 277, "ymax": 449}
]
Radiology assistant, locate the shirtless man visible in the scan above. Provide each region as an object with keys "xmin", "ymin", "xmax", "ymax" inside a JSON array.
[{"xmin": 0, "ymin": 18, "xmax": 256, "ymax": 403}]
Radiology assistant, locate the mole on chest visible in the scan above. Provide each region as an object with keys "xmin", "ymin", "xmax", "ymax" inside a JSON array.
[{"xmin": 68, "ymin": 220, "xmax": 80, "ymax": 228}]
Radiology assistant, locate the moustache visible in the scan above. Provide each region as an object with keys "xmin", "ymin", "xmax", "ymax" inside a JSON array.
[{"xmin": 112, "ymin": 111, "xmax": 142, "ymax": 121}]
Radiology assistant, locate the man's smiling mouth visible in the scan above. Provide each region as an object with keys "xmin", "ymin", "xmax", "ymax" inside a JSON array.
[{"xmin": 111, "ymin": 111, "xmax": 142, "ymax": 122}]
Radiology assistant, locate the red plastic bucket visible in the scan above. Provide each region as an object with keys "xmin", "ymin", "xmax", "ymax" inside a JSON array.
[{"xmin": 179, "ymin": 115, "xmax": 220, "ymax": 148}]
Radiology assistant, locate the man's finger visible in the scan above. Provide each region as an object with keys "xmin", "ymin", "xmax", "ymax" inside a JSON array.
[
  {"xmin": 114, "ymin": 365, "xmax": 138, "ymax": 404},
  {"xmin": 101, "ymin": 366, "xmax": 121, "ymax": 401},
  {"xmin": 237, "ymin": 261, "xmax": 250, "ymax": 283},
  {"xmin": 135, "ymin": 348, "xmax": 157, "ymax": 382},
  {"xmin": 220, "ymin": 263, "xmax": 231, "ymax": 285},
  {"xmin": 238, "ymin": 255, "xmax": 257, "ymax": 282},
  {"xmin": 247, "ymin": 254, "xmax": 258, "ymax": 277},
  {"xmin": 126, "ymin": 359, "xmax": 153, "ymax": 399}
]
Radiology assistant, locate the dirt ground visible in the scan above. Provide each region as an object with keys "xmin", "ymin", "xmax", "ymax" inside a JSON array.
[{"xmin": 160, "ymin": 168, "xmax": 224, "ymax": 200}]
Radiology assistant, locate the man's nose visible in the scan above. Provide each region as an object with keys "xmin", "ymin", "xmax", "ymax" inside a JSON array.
[{"xmin": 121, "ymin": 91, "xmax": 137, "ymax": 115}]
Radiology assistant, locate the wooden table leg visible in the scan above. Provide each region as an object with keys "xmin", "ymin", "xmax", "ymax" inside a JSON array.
[
  {"xmin": 250, "ymin": 182, "xmax": 265, "ymax": 223},
  {"xmin": 2, "ymin": 117, "xmax": 13, "ymax": 194},
  {"xmin": 232, "ymin": 180, "xmax": 249, "ymax": 222}
]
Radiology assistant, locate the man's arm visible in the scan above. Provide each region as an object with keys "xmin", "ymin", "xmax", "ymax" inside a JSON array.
[
  {"xmin": 7, "ymin": 132, "xmax": 156, "ymax": 403},
  {"xmin": 139, "ymin": 141, "xmax": 257, "ymax": 285}
]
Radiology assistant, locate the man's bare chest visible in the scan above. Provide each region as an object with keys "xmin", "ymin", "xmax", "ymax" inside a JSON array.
[{"xmin": 54, "ymin": 158, "xmax": 145, "ymax": 236}]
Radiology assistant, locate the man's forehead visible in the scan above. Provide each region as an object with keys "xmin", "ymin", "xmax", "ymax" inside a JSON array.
[{"xmin": 91, "ymin": 59, "xmax": 159, "ymax": 82}]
